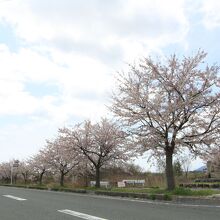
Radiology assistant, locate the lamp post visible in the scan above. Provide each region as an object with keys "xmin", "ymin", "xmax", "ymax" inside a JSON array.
[{"xmin": 10, "ymin": 160, "xmax": 19, "ymax": 185}]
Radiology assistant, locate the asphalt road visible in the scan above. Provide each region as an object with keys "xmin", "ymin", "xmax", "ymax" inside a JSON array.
[{"xmin": 0, "ymin": 186, "xmax": 220, "ymax": 220}]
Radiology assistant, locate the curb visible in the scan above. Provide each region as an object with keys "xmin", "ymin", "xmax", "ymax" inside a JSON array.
[
  {"xmin": 173, "ymin": 195, "xmax": 220, "ymax": 205},
  {"xmin": 93, "ymin": 190, "xmax": 171, "ymax": 201}
]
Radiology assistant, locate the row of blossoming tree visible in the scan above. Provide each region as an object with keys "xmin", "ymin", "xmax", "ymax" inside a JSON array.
[
  {"xmin": 0, "ymin": 119, "xmax": 129, "ymax": 188},
  {"xmin": 1, "ymin": 50, "xmax": 220, "ymax": 190}
]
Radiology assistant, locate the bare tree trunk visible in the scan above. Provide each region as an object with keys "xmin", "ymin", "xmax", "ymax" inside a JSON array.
[
  {"xmin": 185, "ymin": 169, "xmax": 188, "ymax": 179},
  {"xmin": 95, "ymin": 167, "xmax": 100, "ymax": 188},
  {"xmin": 39, "ymin": 171, "xmax": 45, "ymax": 185},
  {"xmin": 60, "ymin": 172, "xmax": 65, "ymax": 187},
  {"xmin": 14, "ymin": 174, "xmax": 17, "ymax": 184},
  {"xmin": 165, "ymin": 149, "xmax": 175, "ymax": 190},
  {"xmin": 84, "ymin": 174, "xmax": 88, "ymax": 187},
  {"xmin": 22, "ymin": 173, "xmax": 27, "ymax": 184}
]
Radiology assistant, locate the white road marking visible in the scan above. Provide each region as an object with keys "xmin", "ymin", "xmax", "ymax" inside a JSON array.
[
  {"xmin": 58, "ymin": 209, "xmax": 108, "ymax": 220},
  {"xmin": 3, "ymin": 195, "xmax": 27, "ymax": 201}
]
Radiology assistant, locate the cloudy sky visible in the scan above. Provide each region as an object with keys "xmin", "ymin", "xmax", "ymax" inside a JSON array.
[{"xmin": 0, "ymin": 0, "xmax": 219, "ymax": 170}]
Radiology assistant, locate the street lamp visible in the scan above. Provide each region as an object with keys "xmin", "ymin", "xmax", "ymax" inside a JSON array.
[{"xmin": 10, "ymin": 160, "xmax": 19, "ymax": 185}]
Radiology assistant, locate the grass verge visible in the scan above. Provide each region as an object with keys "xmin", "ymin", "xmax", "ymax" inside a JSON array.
[{"xmin": 1, "ymin": 184, "xmax": 219, "ymax": 199}]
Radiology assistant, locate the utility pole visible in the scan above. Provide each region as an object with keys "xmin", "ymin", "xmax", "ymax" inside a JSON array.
[{"xmin": 10, "ymin": 160, "xmax": 19, "ymax": 185}]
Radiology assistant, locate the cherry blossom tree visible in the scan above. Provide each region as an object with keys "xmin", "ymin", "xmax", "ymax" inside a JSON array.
[
  {"xmin": 60, "ymin": 118, "xmax": 128, "ymax": 188},
  {"xmin": 43, "ymin": 135, "xmax": 80, "ymax": 186},
  {"xmin": 18, "ymin": 161, "xmax": 31, "ymax": 184},
  {"xmin": 29, "ymin": 151, "xmax": 49, "ymax": 185},
  {"xmin": 111, "ymin": 50, "xmax": 220, "ymax": 190},
  {"xmin": 0, "ymin": 160, "xmax": 20, "ymax": 184},
  {"xmin": 0, "ymin": 162, "xmax": 11, "ymax": 183}
]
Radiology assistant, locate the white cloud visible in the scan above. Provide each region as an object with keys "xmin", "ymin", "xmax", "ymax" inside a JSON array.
[
  {"xmin": 0, "ymin": 0, "xmax": 189, "ymax": 60},
  {"xmin": 0, "ymin": 44, "xmax": 111, "ymax": 120},
  {"xmin": 201, "ymin": 0, "xmax": 220, "ymax": 29},
  {"xmin": 0, "ymin": 0, "xmax": 191, "ymax": 162}
]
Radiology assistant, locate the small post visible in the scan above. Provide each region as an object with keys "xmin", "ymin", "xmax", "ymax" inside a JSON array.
[
  {"xmin": 10, "ymin": 160, "xmax": 19, "ymax": 185},
  {"xmin": 10, "ymin": 165, "xmax": 13, "ymax": 185}
]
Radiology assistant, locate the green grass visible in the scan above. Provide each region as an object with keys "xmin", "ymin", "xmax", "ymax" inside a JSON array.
[
  {"xmin": 86, "ymin": 186, "xmax": 220, "ymax": 196},
  {"xmin": 86, "ymin": 186, "xmax": 166, "ymax": 194},
  {"xmin": 171, "ymin": 187, "xmax": 218, "ymax": 196}
]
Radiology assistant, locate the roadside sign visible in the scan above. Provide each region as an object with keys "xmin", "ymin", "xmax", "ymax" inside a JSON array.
[{"xmin": 117, "ymin": 181, "xmax": 125, "ymax": 187}]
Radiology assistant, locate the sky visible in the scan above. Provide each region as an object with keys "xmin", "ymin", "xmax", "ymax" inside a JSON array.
[{"xmin": 0, "ymin": 0, "xmax": 219, "ymax": 171}]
